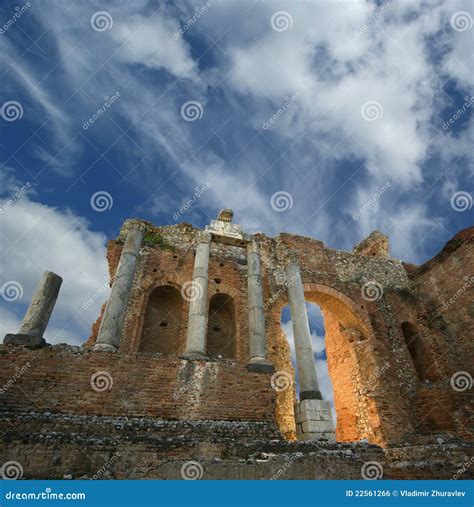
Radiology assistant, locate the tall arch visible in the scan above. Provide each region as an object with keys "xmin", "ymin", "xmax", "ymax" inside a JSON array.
[
  {"xmin": 270, "ymin": 283, "xmax": 412, "ymax": 445},
  {"xmin": 139, "ymin": 285, "xmax": 184, "ymax": 354},
  {"xmin": 206, "ymin": 293, "xmax": 236, "ymax": 359}
]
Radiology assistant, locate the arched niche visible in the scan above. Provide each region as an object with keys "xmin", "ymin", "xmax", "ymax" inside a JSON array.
[
  {"xmin": 206, "ymin": 293, "xmax": 236, "ymax": 359},
  {"xmin": 139, "ymin": 285, "xmax": 184, "ymax": 355}
]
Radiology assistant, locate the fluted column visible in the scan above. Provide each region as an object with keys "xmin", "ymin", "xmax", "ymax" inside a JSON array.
[
  {"xmin": 3, "ymin": 271, "xmax": 62, "ymax": 349},
  {"xmin": 246, "ymin": 241, "xmax": 274, "ymax": 373},
  {"xmin": 285, "ymin": 261, "xmax": 321, "ymax": 400},
  {"xmin": 182, "ymin": 232, "xmax": 211, "ymax": 360},
  {"xmin": 94, "ymin": 220, "xmax": 145, "ymax": 352}
]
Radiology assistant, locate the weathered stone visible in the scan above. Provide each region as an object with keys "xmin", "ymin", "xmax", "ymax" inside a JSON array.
[
  {"xmin": 353, "ymin": 230, "xmax": 389, "ymax": 258},
  {"xmin": 183, "ymin": 232, "xmax": 211, "ymax": 359},
  {"xmin": 3, "ymin": 333, "xmax": 47, "ymax": 349},
  {"xmin": 285, "ymin": 261, "xmax": 321, "ymax": 398},
  {"xmin": 295, "ymin": 399, "xmax": 336, "ymax": 442},
  {"xmin": 247, "ymin": 241, "xmax": 273, "ymax": 372},
  {"xmin": 19, "ymin": 271, "xmax": 62, "ymax": 338},
  {"xmin": 2, "ymin": 214, "xmax": 471, "ymax": 479},
  {"xmin": 94, "ymin": 220, "xmax": 146, "ymax": 352}
]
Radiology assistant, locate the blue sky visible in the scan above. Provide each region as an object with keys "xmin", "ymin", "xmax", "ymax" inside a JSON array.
[{"xmin": 0, "ymin": 1, "xmax": 472, "ymax": 411}]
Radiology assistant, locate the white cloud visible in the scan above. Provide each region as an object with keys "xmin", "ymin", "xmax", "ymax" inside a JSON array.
[
  {"xmin": 0, "ymin": 195, "xmax": 109, "ymax": 344},
  {"xmin": 110, "ymin": 13, "xmax": 201, "ymax": 82}
]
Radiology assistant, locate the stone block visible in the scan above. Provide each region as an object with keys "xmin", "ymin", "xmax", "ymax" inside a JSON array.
[
  {"xmin": 3, "ymin": 334, "xmax": 48, "ymax": 350},
  {"xmin": 301, "ymin": 420, "xmax": 335, "ymax": 434}
]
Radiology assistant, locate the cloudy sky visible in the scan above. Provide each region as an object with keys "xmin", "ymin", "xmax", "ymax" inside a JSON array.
[{"xmin": 0, "ymin": 1, "xmax": 472, "ymax": 411}]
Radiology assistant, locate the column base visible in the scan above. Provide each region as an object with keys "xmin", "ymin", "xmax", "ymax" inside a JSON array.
[
  {"xmin": 300, "ymin": 389, "xmax": 322, "ymax": 401},
  {"xmin": 3, "ymin": 333, "xmax": 48, "ymax": 350},
  {"xmin": 295, "ymin": 399, "xmax": 336, "ymax": 443},
  {"xmin": 246, "ymin": 357, "xmax": 275, "ymax": 374},
  {"xmin": 93, "ymin": 342, "xmax": 118, "ymax": 352},
  {"xmin": 180, "ymin": 352, "xmax": 208, "ymax": 361}
]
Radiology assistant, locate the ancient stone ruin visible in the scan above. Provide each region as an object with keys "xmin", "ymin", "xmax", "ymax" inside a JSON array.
[{"xmin": 1, "ymin": 212, "xmax": 473, "ymax": 479}]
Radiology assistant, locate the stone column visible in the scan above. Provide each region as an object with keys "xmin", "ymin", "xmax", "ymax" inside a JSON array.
[
  {"xmin": 246, "ymin": 241, "xmax": 274, "ymax": 373},
  {"xmin": 285, "ymin": 260, "xmax": 335, "ymax": 442},
  {"xmin": 94, "ymin": 220, "xmax": 145, "ymax": 352},
  {"xmin": 182, "ymin": 232, "xmax": 211, "ymax": 360},
  {"xmin": 285, "ymin": 261, "xmax": 321, "ymax": 401},
  {"xmin": 3, "ymin": 271, "xmax": 62, "ymax": 349}
]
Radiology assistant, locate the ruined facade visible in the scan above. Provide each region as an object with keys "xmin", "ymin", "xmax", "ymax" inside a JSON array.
[{"xmin": 1, "ymin": 213, "xmax": 473, "ymax": 480}]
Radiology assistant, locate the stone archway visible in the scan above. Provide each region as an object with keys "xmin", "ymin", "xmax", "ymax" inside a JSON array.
[
  {"xmin": 303, "ymin": 283, "xmax": 374, "ymax": 443},
  {"xmin": 269, "ymin": 282, "xmax": 407, "ymax": 446}
]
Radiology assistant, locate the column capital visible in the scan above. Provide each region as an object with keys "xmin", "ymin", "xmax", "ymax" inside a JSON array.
[
  {"xmin": 280, "ymin": 247, "xmax": 298, "ymax": 266},
  {"xmin": 197, "ymin": 230, "xmax": 212, "ymax": 243},
  {"xmin": 247, "ymin": 240, "xmax": 260, "ymax": 254},
  {"xmin": 124, "ymin": 219, "xmax": 147, "ymax": 234}
]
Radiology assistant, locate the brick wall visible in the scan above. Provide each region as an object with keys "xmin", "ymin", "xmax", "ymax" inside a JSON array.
[
  {"xmin": 84, "ymin": 223, "xmax": 473, "ymax": 447},
  {"xmin": 0, "ymin": 345, "xmax": 276, "ymax": 423}
]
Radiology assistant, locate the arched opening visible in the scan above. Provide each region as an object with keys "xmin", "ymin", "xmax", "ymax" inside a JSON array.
[
  {"xmin": 281, "ymin": 302, "xmax": 336, "ymax": 422},
  {"xmin": 401, "ymin": 321, "xmax": 432, "ymax": 381},
  {"xmin": 272, "ymin": 284, "xmax": 393, "ymax": 444},
  {"xmin": 206, "ymin": 293, "xmax": 236, "ymax": 359},
  {"xmin": 140, "ymin": 285, "xmax": 183, "ymax": 354}
]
